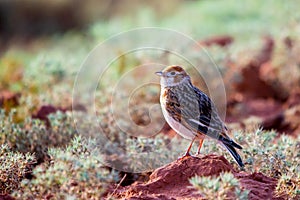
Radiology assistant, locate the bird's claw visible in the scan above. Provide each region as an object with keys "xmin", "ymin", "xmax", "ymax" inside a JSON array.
[{"xmin": 177, "ymin": 152, "xmax": 198, "ymax": 160}]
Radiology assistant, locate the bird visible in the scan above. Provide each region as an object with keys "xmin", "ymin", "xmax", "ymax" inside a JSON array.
[{"xmin": 156, "ymin": 65, "xmax": 244, "ymax": 167}]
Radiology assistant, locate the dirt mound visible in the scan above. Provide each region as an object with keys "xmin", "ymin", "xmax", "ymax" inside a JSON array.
[
  {"xmin": 112, "ymin": 155, "xmax": 281, "ymax": 200},
  {"xmin": 114, "ymin": 155, "xmax": 232, "ymax": 199}
]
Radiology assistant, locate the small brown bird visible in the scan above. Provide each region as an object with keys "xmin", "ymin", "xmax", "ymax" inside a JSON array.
[{"xmin": 156, "ymin": 65, "xmax": 244, "ymax": 167}]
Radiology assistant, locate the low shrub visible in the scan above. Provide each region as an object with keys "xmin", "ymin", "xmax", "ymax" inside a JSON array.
[
  {"xmin": 0, "ymin": 144, "xmax": 36, "ymax": 194},
  {"xmin": 13, "ymin": 136, "xmax": 119, "ymax": 199}
]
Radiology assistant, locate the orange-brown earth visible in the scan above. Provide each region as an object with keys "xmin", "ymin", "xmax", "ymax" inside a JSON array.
[{"xmin": 111, "ymin": 155, "xmax": 283, "ymax": 200}]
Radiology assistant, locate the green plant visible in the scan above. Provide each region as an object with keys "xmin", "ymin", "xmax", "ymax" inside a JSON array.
[
  {"xmin": 0, "ymin": 144, "xmax": 36, "ymax": 194},
  {"xmin": 190, "ymin": 172, "xmax": 249, "ymax": 200},
  {"xmin": 201, "ymin": 128, "xmax": 299, "ymax": 178},
  {"xmin": 236, "ymin": 129, "xmax": 299, "ymax": 178},
  {"xmin": 0, "ymin": 109, "xmax": 76, "ymax": 162},
  {"xmin": 13, "ymin": 136, "xmax": 119, "ymax": 199}
]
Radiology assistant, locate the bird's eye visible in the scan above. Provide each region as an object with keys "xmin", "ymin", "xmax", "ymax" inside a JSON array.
[{"xmin": 170, "ymin": 71, "xmax": 176, "ymax": 76}]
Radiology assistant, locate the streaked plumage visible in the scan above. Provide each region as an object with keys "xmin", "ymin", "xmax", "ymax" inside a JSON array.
[{"xmin": 156, "ymin": 65, "xmax": 244, "ymax": 167}]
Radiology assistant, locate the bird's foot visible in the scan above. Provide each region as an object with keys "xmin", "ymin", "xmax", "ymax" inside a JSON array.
[{"xmin": 177, "ymin": 152, "xmax": 196, "ymax": 160}]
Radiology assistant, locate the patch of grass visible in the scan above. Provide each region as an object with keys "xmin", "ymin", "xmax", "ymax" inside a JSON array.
[
  {"xmin": 190, "ymin": 172, "xmax": 249, "ymax": 200},
  {"xmin": 0, "ymin": 144, "xmax": 36, "ymax": 194},
  {"xmin": 0, "ymin": 109, "xmax": 76, "ymax": 162},
  {"xmin": 13, "ymin": 136, "xmax": 119, "ymax": 199},
  {"xmin": 200, "ymin": 128, "xmax": 300, "ymax": 178}
]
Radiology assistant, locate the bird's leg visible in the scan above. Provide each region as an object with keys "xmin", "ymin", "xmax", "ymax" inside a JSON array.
[
  {"xmin": 184, "ymin": 137, "xmax": 196, "ymax": 156},
  {"xmin": 178, "ymin": 137, "xmax": 195, "ymax": 160},
  {"xmin": 196, "ymin": 138, "xmax": 204, "ymax": 155}
]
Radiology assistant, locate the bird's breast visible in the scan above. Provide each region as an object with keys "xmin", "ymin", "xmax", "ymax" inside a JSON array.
[{"xmin": 159, "ymin": 88, "xmax": 196, "ymax": 140}]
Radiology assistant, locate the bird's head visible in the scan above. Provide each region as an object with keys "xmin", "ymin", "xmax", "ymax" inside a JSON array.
[{"xmin": 156, "ymin": 65, "xmax": 190, "ymax": 87}]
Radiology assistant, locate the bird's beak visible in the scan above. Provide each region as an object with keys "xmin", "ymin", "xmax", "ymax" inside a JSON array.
[{"xmin": 155, "ymin": 71, "xmax": 163, "ymax": 76}]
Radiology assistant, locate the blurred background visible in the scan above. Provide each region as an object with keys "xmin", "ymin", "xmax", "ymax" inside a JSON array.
[
  {"xmin": 1, "ymin": 0, "xmax": 298, "ymax": 45},
  {"xmin": 1, "ymin": 0, "xmax": 299, "ymax": 134},
  {"xmin": 0, "ymin": 0, "xmax": 180, "ymax": 47}
]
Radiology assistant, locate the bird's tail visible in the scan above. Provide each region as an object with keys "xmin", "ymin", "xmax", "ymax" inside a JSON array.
[{"xmin": 222, "ymin": 142, "xmax": 244, "ymax": 168}]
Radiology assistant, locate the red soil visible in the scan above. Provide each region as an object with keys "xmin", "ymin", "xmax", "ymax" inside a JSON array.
[
  {"xmin": 199, "ymin": 35, "xmax": 234, "ymax": 47},
  {"xmin": 225, "ymin": 35, "xmax": 300, "ymax": 136},
  {"xmin": 32, "ymin": 105, "xmax": 67, "ymax": 127},
  {"xmin": 32, "ymin": 103, "xmax": 86, "ymax": 127},
  {"xmin": 112, "ymin": 155, "xmax": 283, "ymax": 200}
]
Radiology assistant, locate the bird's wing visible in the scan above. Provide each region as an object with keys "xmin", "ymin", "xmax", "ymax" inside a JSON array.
[{"xmin": 166, "ymin": 84, "xmax": 226, "ymax": 140}]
